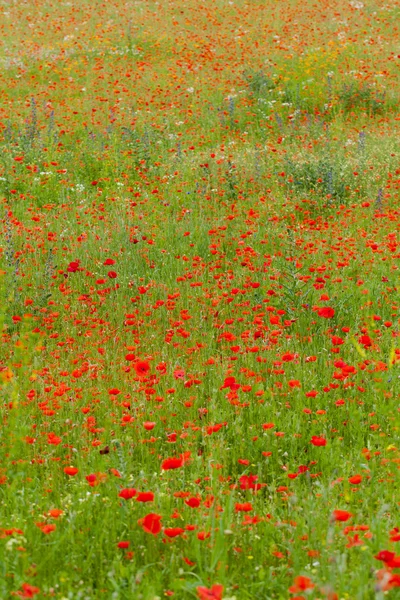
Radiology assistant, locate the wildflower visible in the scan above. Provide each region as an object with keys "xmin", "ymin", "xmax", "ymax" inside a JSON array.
[
  {"xmin": 161, "ymin": 457, "xmax": 183, "ymax": 470},
  {"xmin": 332, "ymin": 510, "xmax": 352, "ymax": 522},
  {"xmin": 138, "ymin": 513, "xmax": 162, "ymax": 535},
  {"xmin": 108, "ymin": 388, "xmax": 121, "ymax": 396},
  {"xmin": 288, "ymin": 379, "xmax": 301, "ymax": 388},
  {"xmin": 118, "ymin": 488, "xmax": 137, "ymax": 500},
  {"xmin": 348, "ymin": 474, "xmax": 362, "ymax": 485},
  {"xmin": 36, "ymin": 523, "xmax": 56, "ymax": 534},
  {"xmin": 67, "ymin": 260, "xmax": 80, "ymax": 272},
  {"xmin": 289, "ymin": 575, "xmax": 315, "ymax": 593},
  {"xmin": 174, "ymin": 368, "xmax": 185, "ymax": 379},
  {"xmin": 161, "ymin": 452, "xmax": 190, "ymax": 470},
  {"xmin": 134, "ymin": 360, "xmax": 150, "ymax": 376},
  {"xmin": 143, "ymin": 421, "xmax": 155, "ymax": 430},
  {"xmin": 164, "ymin": 527, "xmax": 185, "ymax": 538},
  {"xmin": 64, "ymin": 466, "xmax": 78, "ymax": 476},
  {"xmin": 390, "ymin": 528, "xmax": 400, "ymax": 542},
  {"xmin": 317, "ymin": 307, "xmax": 335, "ymax": 318},
  {"xmin": 310, "ymin": 436, "xmax": 327, "ymax": 446},
  {"xmin": 13, "ymin": 583, "xmax": 40, "ymax": 598},
  {"xmin": 239, "ymin": 474, "xmax": 261, "ymax": 491},
  {"xmin": 196, "ymin": 584, "xmax": 224, "ymax": 600},
  {"xmin": 185, "ymin": 497, "xmax": 200, "ymax": 508},
  {"xmin": 85, "ymin": 474, "xmax": 97, "ymax": 487},
  {"xmin": 136, "ymin": 492, "xmax": 154, "ymax": 503},
  {"xmin": 47, "ymin": 509, "xmax": 63, "ymax": 518},
  {"xmin": 220, "ymin": 376, "xmax": 240, "ymax": 391},
  {"xmin": 235, "ymin": 502, "xmax": 253, "ymax": 512},
  {"xmin": 375, "ymin": 550, "xmax": 400, "ymax": 568},
  {"xmin": 376, "ymin": 569, "xmax": 400, "ymax": 591},
  {"xmin": 358, "ymin": 334, "xmax": 372, "ymax": 348}
]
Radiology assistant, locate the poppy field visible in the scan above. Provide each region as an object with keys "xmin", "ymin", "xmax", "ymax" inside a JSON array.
[{"xmin": 1, "ymin": 0, "xmax": 400, "ymax": 598}]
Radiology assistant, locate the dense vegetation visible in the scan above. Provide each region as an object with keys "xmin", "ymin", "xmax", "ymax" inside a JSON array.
[{"xmin": 0, "ymin": 0, "xmax": 400, "ymax": 598}]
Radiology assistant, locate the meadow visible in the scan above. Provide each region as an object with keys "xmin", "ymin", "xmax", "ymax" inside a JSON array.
[{"xmin": 0, "ymin": 0, "xmax": 400, "ymax": 598}]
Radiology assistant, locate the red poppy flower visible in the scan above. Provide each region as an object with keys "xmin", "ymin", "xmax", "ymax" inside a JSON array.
[
  {"xmin": 358, "ymin": 335, "xmax": 372, "ymax": 348},
  {"xmin": 262, "ymin": 423, "xmax": 275, "ymax": 430},
  {"xmin": 118, "ymin": 488, "xmax": 137, "ymax": 500},
  {"xmin": 161, "ymin": 453, "xmax": 190, "ymax": 470},
  {"xmin": 174, "ymin": 368, "xmax": 185, "ymax": 380},
  {"xmin": 317, "ymin": 307, "xmax": 335, "ymax": 318},
  {"xmin": 136, "ymin": 492, "xmax": 154, "ymax": 503},
  {"xmin": 164, "ymin": 527, "xmax": 185, "ymax": 538},
  {"xmin": 47, "ymin": 509, "xmax": 63, "ymax": 518},
  {"xmin": 289, "ymin": 575, "xmax": 315, "ymax": 593},
  {"xmin": 108, "ymin": 388, "xmax": 121, "ymax": 396},
  {"xmin": 37, "ymin": 523, "xmax": 56, "ymax": 534},
  {"xmin": 162, "ymin": 456, "xmax": 182, "ymax": 470},
  {"xmin": 139, "ymin": 513, "xmax": 162, "ymax": 535},
  {"xmin": 390, "ymin": 528, "xmax": 400, "ymax": 542},
  {"xmin": 385, "ymin": 555, "xmax": 400, "ymax": 569},
  {"xmin": 134, "ymin": 360, "xmax": 150, "ymax": 376},
  {"xmin": 86, "ymin": 474, "xmax": 97, "ymax": 487},
  {"xmin": 375, "ymin": 550, "xmax": 395, "ymax": 563},
  {"xmin": 143, "ymin": 421, "xmax": 155, "ymax": 430},
  {"xmin": 64, "ymin": 466, "xmax": 78, "ymax": 476},
  {"xmin": 196, "ymin": 584, "xmax": 224, "ymax": 600},
  {"xmin": 298, "ymin": 465, "xmax": 309, "ymax": 474},
  {"xmin": 288, "ymin": 379, "xmax": 301, "ymax": 388},
  {"xmin": 310, "ymin": 436, "xmax": 327, "ymax": 447},
  {"xmin": 332, "ymin": 510, "xmax": 353, "ymax": 522},
  {"xmin": 235, "ymin": 502, "xmax": 253, "ymax": 512},
  {"xmin": 117, "ymin": 541, "xmax": 130, "ymax": 549},
  {"xmin": 14, "ymin": 583, "xmax": 41, "ymax": 598},
  {"xmin": 220, "ymin": 376, "xmax": 240, "ymax": 391},
  {"xmin": 185, "ymin": 497, "xmax": 200, "ymax": 508},
  {"xmin": 348, "ymin": 474, "xmax": 362, "ymax": 485},
  {"xmin": 67, "ymin": 260, "xmax": 80, "ymax": 273},
  {"xmin": 239, "ymin": 474, "xmax": 260, "ymax": 490}
]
